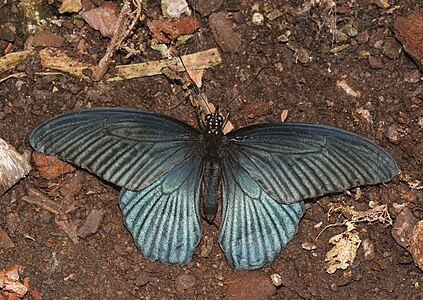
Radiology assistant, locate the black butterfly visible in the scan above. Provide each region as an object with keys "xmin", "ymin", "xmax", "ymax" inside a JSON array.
[{"xmin": 29, "ymin": 107, "xmax": 397, "ymax": 270}]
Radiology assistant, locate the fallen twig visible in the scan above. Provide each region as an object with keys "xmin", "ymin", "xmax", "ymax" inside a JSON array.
[
  {"xmin": 94, "ymin": 0, "xmax": 142, "ymax": 81},
  {"xmin": 21, "ymin": 187, "xmax": 79, "ymax": 244}
]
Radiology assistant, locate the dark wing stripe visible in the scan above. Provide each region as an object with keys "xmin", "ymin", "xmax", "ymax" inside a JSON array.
[
  {"xmin": 326, "ymin": 143, "xmax": 369, "ymax": 184},
  {"xmin": 301, "ymin": 156, "xmax": 334, "ymax": 192},
  {"xmin": 224, "ymin": 123, "xmax": 397, "ymax": 204},
  {"xmin": 29, "ymin": 108, "xmax": 202, "ymax": 191}
]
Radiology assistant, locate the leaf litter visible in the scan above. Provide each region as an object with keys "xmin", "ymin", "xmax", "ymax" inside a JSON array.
[{"xmin": 321, "ymin": 202, "xmax": 392, "ymax": 274}]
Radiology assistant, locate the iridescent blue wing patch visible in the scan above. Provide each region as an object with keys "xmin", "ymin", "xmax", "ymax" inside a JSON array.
[
  {"xmin": 220, "ymin": 156, "xmax": 304, "ymax": 269},
  {"xmin": 119, "ymin": 153, "xmax": 202, "ymax": 264}
]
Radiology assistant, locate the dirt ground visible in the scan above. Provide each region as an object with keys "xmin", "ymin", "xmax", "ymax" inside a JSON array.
[{"xmin": 1, "ymin": 0, "xmax": 422, "ymax": 299}]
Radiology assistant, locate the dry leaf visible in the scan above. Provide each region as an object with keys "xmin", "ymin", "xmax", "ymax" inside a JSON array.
[
  {"xmin": 0, "ymin": 265, "xmax": 28, "ymax": 297},
  {"xmin": 0, "ymin": 138, "xmax": 31, "ymax": 195},
  {"xmin": 148, "ymin": 16, "xmax": 200, "ymax": 43},
  {"xmin": 82, "ymin": 2, "xmax": 120, "ymax": 38},
  {"xmin": 325, "ymin": 226, "xmax": 361, "ymax": 274}
]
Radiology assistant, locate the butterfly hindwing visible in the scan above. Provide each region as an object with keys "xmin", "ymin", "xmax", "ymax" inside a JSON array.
[
  {"xmin": 29, "ymin": 108, "xmax": 202, "ymax": 191},
  {"xmin": 119, "ymin": 154, "xmax": 202, "ymax": 264},
  {"xmin": 220, "ymin": 156, "xmax": 305, "ymax": 270},
  {"xmin": 224, "ymin": 123, "xmax": 398, "ymax": 205}
]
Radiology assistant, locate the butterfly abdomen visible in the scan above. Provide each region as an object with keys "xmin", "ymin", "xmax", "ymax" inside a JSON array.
[
  {"xmin": 201, "ymin": 133, "xmax": 224, "ymax": 223},
  {"xmin": 203, "ymin": 159, "xmax": 221, "ymax": 223}
]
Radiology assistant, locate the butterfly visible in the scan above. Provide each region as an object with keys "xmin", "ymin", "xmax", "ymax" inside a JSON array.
[{"xmin": 29, "ymin": 107, "xmax": 398, "ymax": 270}]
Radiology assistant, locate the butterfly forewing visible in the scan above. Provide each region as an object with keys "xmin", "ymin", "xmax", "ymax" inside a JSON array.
[
  {"xmin": 223, "ymin": 123, "xmax": 398, "ymax": 205},
  {"xmin": 29, "ymin": 108, "xmax": 202, "ymax": 191}
]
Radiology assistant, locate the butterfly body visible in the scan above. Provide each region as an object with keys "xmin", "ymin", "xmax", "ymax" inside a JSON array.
[{"xmin": 29, "ymin": 107, "xmax": 397, "ymax": 270}]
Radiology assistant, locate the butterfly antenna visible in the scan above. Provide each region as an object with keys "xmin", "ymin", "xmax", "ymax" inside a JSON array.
[
  {"xmin": 178, "ymin": 54, "xmax": 214, "ymax": 116},
  {"xmin": 225, "ymin": 67, "xmax": 267, "ymax": 112}
]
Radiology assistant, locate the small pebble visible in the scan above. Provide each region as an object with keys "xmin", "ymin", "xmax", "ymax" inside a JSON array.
[
  {"xmin": 391, "ymin": 207, "xmax": 416, "ymax": 248},
  {"xmin": 368, "ymin": 55, "xmax": 384, "ymax": 69},
  {"xmin": 385, "ymin": 124, "xmax": 400, "ymax": 144},
  {"xmin": 270, "ymin": 273, "xmax": 283, "ymax": 287},
  {"xmin": 77, "ymin": 209, "xmax": 104, "ymax": 238},
  {"xmin": 301, "ymin": 242, "xmax": 317, "ymax": 250},
  {"xmin": 252, "ymin": 12, "xmax": 264, "ymax": 25},
  {"xmin": 362, "ymin": 238, "xmax": 375, "ymax": 261},
  {"xmin": 176, "ymin": 274, "xmax": 196, "ymax": 289},
  {"xmin": 0, "ymin": 226, "xmax": 15, "ymax": 250}
]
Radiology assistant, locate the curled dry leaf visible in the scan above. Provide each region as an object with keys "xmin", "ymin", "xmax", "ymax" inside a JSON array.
[
  {"xmin": 82, "ymin": 2, "xmax": 120, "ymax": 38},
  {"xmin": 0, "ymin": 138, "xmax": 31, "ymax": 195}
]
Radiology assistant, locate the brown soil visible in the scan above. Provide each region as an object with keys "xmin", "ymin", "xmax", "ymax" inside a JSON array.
[{"xmin": 1, "ymin": 0, "xmax": 422, "ymax": 299}]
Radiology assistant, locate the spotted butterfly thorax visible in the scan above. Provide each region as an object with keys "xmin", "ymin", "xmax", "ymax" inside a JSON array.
[{"xmin": 29, "ymin": 107, "xmax": 397, "ymax": 269}]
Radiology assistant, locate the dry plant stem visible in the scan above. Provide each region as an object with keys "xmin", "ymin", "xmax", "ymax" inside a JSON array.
[
  {"xmin": 21, "ymin": 187, "xmax": 79, "ymax": 244},
  {"xmin": 94, "ymin": 0, "xmax": 142, "ymax": 81},
  {"xmin": 109, "ymin": 48, "xmax": 221, "ymax": 81}
]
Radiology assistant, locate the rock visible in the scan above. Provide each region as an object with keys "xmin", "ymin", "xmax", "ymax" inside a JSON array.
[
  {"xmin": 32, "ymin": 30, "xmax": 65, "ymax": 48},
  {"xmin": 270, "ymin": 273, "xmax": 283, "ymax": 287},
  {"xmin": 404, "ymin": 69, "xmax": 422, "ymax": 84},
  {"xmin": 362, "ymin": 238, "xmax": 375, "ymax": 261},
  {"xmin": 176, "ymin": 274, "xmax": 196, "ymax": 290},
  {"xmin": 0, "ymin": 23, "xmax": 16, "ymax": 42},
  {"xmin": 357, "ymin": 30, "xmax": 369, "ymax": 44},
  {"xmin": 382, "ymin": 38, "xmax": 402, "ymax": 59},
  {"xmin": 223, "ymin": 272, "xmax": 276, "ymax": 300},
  {"xmin": 391, "ymin": 207, "xmax": 417, "ymax": 248},
  {"xmin": 368, "ymin": 55, "xmax": 384, "ymax": 69},
  {"xmin": 409, "ymin": 220, "xmax": 423, "ymax": 270},
  {"xmin": 209, "ymin": 11, "xmax": 241, "ymax": 52},
  {"xmin": 0, "ymin": 226, "xmax": 14, "ymax": 252},
  {"xmin": 192, "ymin": 0, "xmax": 223, "ymax": 17},
  {"xmin": 77, "ymin": 209, "xmax": 104, "ymax": 238},
  {"xmin": 252, "ymin": 12, "xmax": 264, "ymax": 25},
  {"xmin": 162, "ymin": 0, "xmax": 189, "ymax": 18},
  {"xmin": 393, "ymin": 9, "xmax": 423, "ymax": 71},
  {"xmin": 385, "ymin": 124, "xmax": 400, "ymax": 144}
]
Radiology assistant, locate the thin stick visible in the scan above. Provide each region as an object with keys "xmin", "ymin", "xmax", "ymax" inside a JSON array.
[{"xmin": 94, "ymin": 0, "xmax": 142, "ymax": 81}]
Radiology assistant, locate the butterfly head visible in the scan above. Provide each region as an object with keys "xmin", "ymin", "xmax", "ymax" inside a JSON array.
[{"xmin": 205, "ymin": 108, "xmax": 224, "ymax": 135}]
